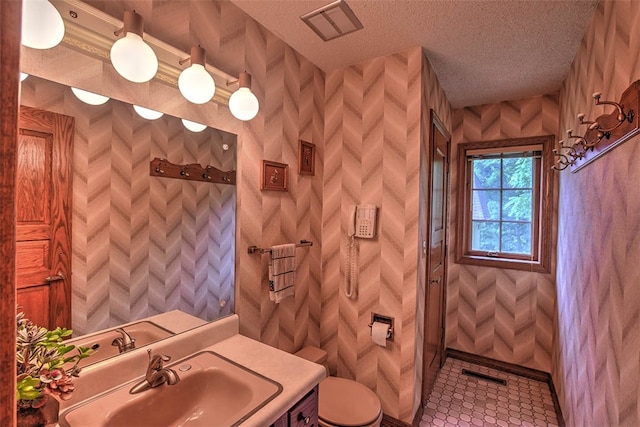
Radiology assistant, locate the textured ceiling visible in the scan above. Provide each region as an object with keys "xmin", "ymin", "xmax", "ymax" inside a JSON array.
[{"xmin": 230, "ymin": 0, "xmax": 599, "ymax": 108}]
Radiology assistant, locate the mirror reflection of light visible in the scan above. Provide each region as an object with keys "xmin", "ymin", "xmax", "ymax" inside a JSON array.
[
  {"xmin": 20, "ymin": 73, "xmax": 29, "ymax": 82},
  {"xmin": 71, "ymin": 87, "xmax": 110, "ymax": 106},
  {"xmin": 133, "ymin": 105, "xmax": 164, "ymax": 120},
  {"xmin": 182, "ymin": 119, "xmax": 207, "ymax": 133},
  {"xmin": 21, "ymin": 0, "xmax": 65, "ymax": 50}
]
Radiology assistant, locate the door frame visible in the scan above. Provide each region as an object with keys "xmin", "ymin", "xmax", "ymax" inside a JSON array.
[
  {"xmin": 421, "ymin": 109, "xmax": 451, "ymax": 402},
  {"xmin": 1, "ymin": 1, "xmax": 22, "ymax": 426}
]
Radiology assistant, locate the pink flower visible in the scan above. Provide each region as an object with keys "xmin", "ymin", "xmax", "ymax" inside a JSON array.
[{"xmin": 41, "ymin": 369, "xmax": 76, "ymax": 400}]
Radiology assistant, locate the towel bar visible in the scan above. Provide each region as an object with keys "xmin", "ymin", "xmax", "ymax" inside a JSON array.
[{"xmin": 248, "ymin": 240, "xmax": 313, "ymax": 254}]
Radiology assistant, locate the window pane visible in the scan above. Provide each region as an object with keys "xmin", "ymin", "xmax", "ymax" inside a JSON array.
[
  {"xmin": 502, "ymin": 190, "xmax": 532, "ymax": 221},
  {"xmin": 472, "ymin": 190, "xmax": 501, "ymax": 220},
  {"xmin": 458, "ymin": 137, "xmax": 551, "ymax": 272},
  {"xmin": 472, "ymin": 159, "xmax": 500, "ymax": 189},
  {"xmin": 501, "ymin": 222, "xmax": 532, "ymax": 254},
  {"xmin": 502, "ymin": 157, "xmax": 532, "ymax": 189},
  {"xmin": 471, "ymin": 221, "xmax": 500, "ymax": 251}
]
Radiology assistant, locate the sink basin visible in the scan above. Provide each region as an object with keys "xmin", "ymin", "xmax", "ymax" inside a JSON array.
[
  {"xmin": 67, "ymin": 321, "xmax": 174, "ymax": 367},
  {"xmin": 59, "ymin": 351, "xmax": 283, "ymax": 427}
]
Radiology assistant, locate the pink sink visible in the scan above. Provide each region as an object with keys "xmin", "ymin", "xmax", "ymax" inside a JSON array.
[{"xmin": 59, "ymin": 351, "xmax": 283, "ymax": 427}]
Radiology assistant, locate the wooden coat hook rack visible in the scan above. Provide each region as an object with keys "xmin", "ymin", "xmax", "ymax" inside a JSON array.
[
  {"xmin": 553, "ymin": 80, "xmax": 640, "ymax": 172},
  {"xmin": 150, "ymin": 157, "xmax": 236, "ymax": 185}
]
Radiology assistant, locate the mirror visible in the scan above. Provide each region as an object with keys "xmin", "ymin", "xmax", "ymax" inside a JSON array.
[{"xmin": 19, "ymin": 73, "xmax": 237, "ymax": 337}]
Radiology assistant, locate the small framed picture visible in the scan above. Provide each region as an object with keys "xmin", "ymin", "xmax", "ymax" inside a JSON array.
[
  {"xmin": 298, "ymin": 140, "xmax": 315, "ymax": 176},
  {"xmin": 261, "ymin": 160, "xmax": 289, "ymax": 191}
]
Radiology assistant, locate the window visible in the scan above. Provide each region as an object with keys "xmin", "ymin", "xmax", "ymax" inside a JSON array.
[{"xmin": 456, "ymin": 136, "xmax": 554, "ymax": 272}]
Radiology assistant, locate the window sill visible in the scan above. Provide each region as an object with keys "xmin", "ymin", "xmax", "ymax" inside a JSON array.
[{"xmin": 455, "ymin": 254, "xmax": 550, "ymax": 274}]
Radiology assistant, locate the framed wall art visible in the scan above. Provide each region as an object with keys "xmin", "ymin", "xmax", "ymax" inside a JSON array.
[
  {"xmin": 261, "ymin": 160, "xmax": 289, "ymax": 191},
  {"xmin": 298, "ymin": 140, "xmax": 315, "ymax": 176}
]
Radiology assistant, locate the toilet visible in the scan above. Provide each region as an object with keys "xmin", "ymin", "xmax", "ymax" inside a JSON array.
[{"xmin": 295, "ymin": 346, "xmax": 382, "ymax": 427}]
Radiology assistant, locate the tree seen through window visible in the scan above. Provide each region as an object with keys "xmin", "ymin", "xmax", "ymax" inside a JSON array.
[{"xmin": 470, "ymin": 156, "xmax": 533, "ymax": 255}]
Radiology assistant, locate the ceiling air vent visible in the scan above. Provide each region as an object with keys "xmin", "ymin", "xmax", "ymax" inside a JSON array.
[{"xmin": 300, "ymin": 0, "xmax": 364, "ymax": 42}]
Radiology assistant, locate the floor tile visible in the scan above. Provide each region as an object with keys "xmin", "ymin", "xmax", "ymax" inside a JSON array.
[{"xmin": 419, "ymin": 358, "xmax": 559, "ymax": 427}]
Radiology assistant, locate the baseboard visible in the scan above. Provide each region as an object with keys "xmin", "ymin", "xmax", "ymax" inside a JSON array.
[
  {"xmin": 445, "ymin": 348, "xmax": 565, "ymax": 426},
  {"xmin": 381, "ymin": 413, "xmax": 412, "ymax": 427}
]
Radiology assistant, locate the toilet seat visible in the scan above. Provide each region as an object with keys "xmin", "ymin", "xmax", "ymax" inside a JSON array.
[{"xmin": 319, "ymin": 377, "xmax": 382, "ymax": 427}]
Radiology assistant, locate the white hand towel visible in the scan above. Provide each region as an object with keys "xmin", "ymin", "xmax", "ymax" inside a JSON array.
[{"xmin": 269, "ymin": 243, "xmax": 296, "ymax": 303}]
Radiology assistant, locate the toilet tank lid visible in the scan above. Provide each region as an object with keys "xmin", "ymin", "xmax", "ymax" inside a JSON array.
[{"xmin": 295, "ymin": 346, "xmax": 328, "ymax": 364}]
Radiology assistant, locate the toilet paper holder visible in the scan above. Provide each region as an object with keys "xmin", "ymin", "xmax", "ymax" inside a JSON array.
[{"xmin": 368, "ymin": 313, "xmax": 394, "ymax": 342}]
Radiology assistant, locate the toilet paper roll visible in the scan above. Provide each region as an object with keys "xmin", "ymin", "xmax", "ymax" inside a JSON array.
[{"xmin": 371, "ymin": 321, "xmax": 390, "ymax": 347}]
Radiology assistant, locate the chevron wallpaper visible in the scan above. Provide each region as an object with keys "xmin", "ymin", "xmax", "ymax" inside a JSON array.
[
  {"xmin": 26, "ymin": 1, "xmax": 640, "ymax": 425},
  {"xmin": 322, "ymin": 47, "xmax": 451, "ymax": 422},
  {"xmin": 447, "ymin": 95, "xmax": 559, "ymax": 374},
  {"xmin": 554, "ymin": 1, "xmax": 640, "ymax": 426},
  {"xmin": 20, "ymin": 76, "xmax": 237, "ymax": 336}
]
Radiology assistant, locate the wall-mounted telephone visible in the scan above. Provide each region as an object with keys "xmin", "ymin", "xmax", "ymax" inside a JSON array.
[
  {"xmin": 344, "ymin": 205, "xmax": 377, "ymax": 299},
  {"xmin": 348, "ymin": 204, "xmax": 377, "ymax": 239}
]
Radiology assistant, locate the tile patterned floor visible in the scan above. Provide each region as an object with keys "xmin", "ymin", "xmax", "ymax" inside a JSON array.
[{"xmin": 419, "ymin": 358, "xmax": 560, "ymax": 427}]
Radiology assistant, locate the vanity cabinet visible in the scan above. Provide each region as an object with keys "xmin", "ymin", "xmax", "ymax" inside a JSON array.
[{"xmin": 272, "ymin": 386, "xmax": 319, "ymax": 427}]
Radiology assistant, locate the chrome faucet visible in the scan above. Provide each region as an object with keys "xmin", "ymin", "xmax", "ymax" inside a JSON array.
[
  {"xmin": 129, "ymin": 349, "xmax": 180, "ymax": 394},
  {"xmin": 111, "ymin": 328, "xmax": 136, "ymax": 353}
]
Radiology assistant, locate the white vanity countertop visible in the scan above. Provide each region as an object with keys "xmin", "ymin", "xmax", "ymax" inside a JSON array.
[{"xmin": 144, "ymin": 309, "xmax": 208, "ymax": 333}]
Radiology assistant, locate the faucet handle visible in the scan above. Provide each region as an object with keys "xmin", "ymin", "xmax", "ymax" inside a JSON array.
[{"xmin": 147, "ymin": 349, "xmax": 171, "ymax": 369}]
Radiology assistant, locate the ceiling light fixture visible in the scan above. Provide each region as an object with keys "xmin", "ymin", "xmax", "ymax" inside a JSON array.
[
  {"xmin": 182, "ymin": 119, "xmax": 207, "ymax": 133},
  {"xmin": 300, "ymin": 0, "xmax": 363, "ymax": 42},
  {"xmin": 110, "ymin": 10, "xmax": 158, "ymax": 83},
  {"xmin": 228, "ymin": 72, "xmax": 260, "ymax": 121},
  {"xmin": 133, "ymin": 105, "xmax": 164, "ymax": 120},
  {"xmin": 71, "ymin": 87, "xmax": 110, "ymax": 105},
  {"xmin": 21, "ymin": 0, "xmax": 66, "ymax": 49},
  {"xmin": 178, "ymin": 46, "xmax": 216, "ymax": 104}
]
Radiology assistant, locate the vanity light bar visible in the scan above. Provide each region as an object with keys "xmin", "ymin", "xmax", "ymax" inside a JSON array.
[{"xmin": 49, "ymin": 0, "xmax": 238, "ymax": 105}]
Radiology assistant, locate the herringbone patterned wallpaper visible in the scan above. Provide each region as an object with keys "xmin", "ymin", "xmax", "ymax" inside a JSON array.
[
  {"xmin": 554, "ymin": 1, "xmax": 640, "ymax": 426},
  {"xmin": 448, "ymin": 95, "xmax": 559, "ymax": 373},
  {"xmin": 23, "ymin": 1, "xmax": 325, "ymax": 347},
  {"xmin": 20, "ymin": 77, "xmax": 237, "ymax": 336},
  {"xmin": 322, "ymin": 47, "xmax": 451, "ymax": 422}
]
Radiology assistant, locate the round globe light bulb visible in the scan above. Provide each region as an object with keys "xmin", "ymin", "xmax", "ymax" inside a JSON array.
[
  {"xmin": 229, "ymin": 87, "xmax": 260, "ymax": 121},
  {"xmin": 182, "ymin": 119, "xmax": 207, "ymax": 133},
  {"xmin": 110, "ymin": 33, "xmax": 158, "ymax": 83},
  {"xmin": 71, "ymin": 87, "xmax": 110, "ymax": 106},
  {"xmin": 133, "ymin": 105, "xmax": 164, "ymax": 120},
  {"xmin": 178, "ymin": 64, "xmax": 215, "ymax": 104},
  {"xmin": 21, "ymin": 0, "xmax": 65, "ymax": 50},
  {"xmin": 20, "ymin": 73, "xmax": 29, "ymax": 82}
]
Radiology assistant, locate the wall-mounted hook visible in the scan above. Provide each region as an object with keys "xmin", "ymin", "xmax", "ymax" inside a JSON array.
[
  {"xmin": 593, "ymin": 92, "xmax": 626, "ymax": 122},
  {"xmin": 577, "ymin": 113, "xmax": 596, "ymax": 127}
]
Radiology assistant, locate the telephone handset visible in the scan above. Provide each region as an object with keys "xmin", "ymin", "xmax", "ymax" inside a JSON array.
[
  {"xmin": 348, "ymin": 204, "xmax": 377, "ymax": 239},
  {"xmin": 345, "ymin": 205, "xmax": 377, "ymax": 299}
]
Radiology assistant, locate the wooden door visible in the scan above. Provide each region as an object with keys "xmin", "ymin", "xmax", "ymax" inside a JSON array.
[
  {"xmin": 16, "ymin": 106, "xmax": 74, "ymax": 330},
  {"xmin": 423, "ymin": 110, "xmax": 450, "ymax": 399}
]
